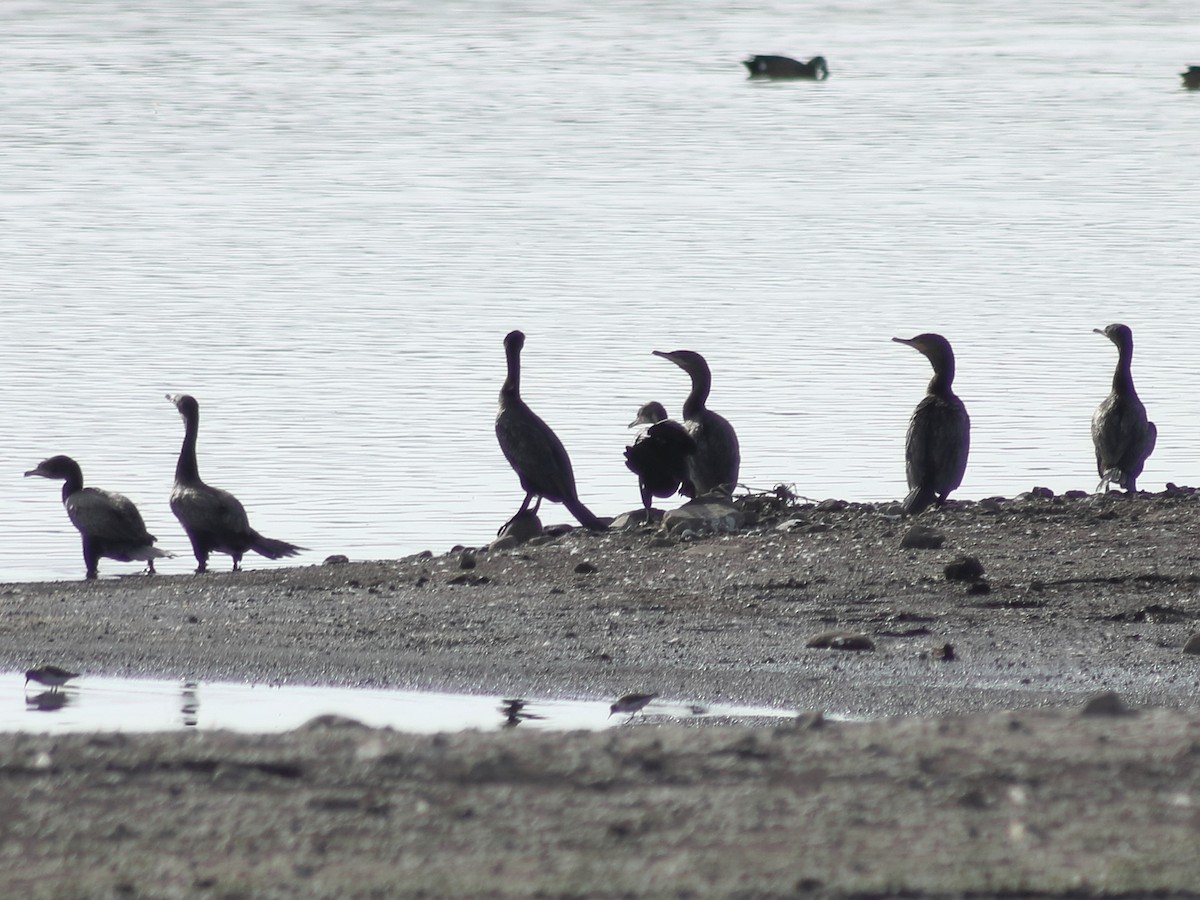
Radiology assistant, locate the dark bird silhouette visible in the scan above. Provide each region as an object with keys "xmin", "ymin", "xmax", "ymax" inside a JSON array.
[
  {"xmin": 609, "ymin": 692, "xmax": 658, "ymax": 720},
  {"xmin": 494, "ymin": 331, "xmax": 607, "ymax": 531},
  {"xmin": 893, "ymin": 334, "xmax": 971, "ymax": 515},
  {"xmin": 652, "ymin": 349, "xmax": 740, "ymax": 498},
  {"xmin": 624, "ymin": 401, "xmax": 697, "ymax": 517},
  {"xmin": 166, "ymin": 393, "xmax": 306, "ymax": 573},
  {"xmin": 25, "ymin": 665, "xmax": 79, "ymax": 692},
  {"xmin": 1092, "ymin": 323, "xmax": 1156, "ymax": 493},
  {"xmin": 1182, "ymin": 66, "xmax": 1200, "ymax": 89},
  {"xmin": 743, "ymin": 55, "xmax": 828, "ymax": 80},
  {"xmin": 24, "ymin": 455, "xmax": 169, "ymax": 579}
]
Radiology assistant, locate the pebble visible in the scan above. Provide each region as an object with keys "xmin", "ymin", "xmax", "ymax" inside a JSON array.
[
  {"xmin": 459, "ymin": 551, "xmax": 477, "ymax": 570},
  {"xmin": 1080, "ymin": 691, "xmax": 1134, "ymax": 717},
  {"xmin": 322, "ymin": 555, "xmax": 350, "ymax": 566},
  {"xmin": 574, "ymin": 562, "xmax": 597, "ymax": 575},
  {"xmin": 1183, "ymin": 633, "xmax": 1200, "ymax": 655},
  {"xmin": 806, "ymin": 631, "xmax": 875, "ymax": 652},
  {"xmin": 901, "ymin": 525, "xmax": 945, "ymax": 550},
  {"xmin": 944, "ymin": 556, "xmax": 984, "ymax": 582}
]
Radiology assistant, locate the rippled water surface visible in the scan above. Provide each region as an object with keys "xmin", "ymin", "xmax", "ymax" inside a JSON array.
[
  {"xmin": 4, "ymin": 1, "xmax": 1200, "ymax": 581},
  {"xmin": 7, "ymin": 674, "xmax": 788, "ymax": 734}
]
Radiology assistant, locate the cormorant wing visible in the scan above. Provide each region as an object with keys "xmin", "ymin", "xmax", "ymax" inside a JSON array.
[{"xmin": 65, "ymin": 488, "xmax": 152, "ymax": 543}]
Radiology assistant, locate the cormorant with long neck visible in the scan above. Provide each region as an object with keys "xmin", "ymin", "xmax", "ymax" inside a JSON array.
[
  {"xmin": 652, "ymin": 349, "xmax": 740, "ymax": 498},
  {"xmin": 166, "ymin": 393, "xmax": 306, "ymax": 572},
  {"xmin": 1092, "ymin": 323, "xmax": 1156, "ymax": 493},
  {"xmin": 893, "ymin": 333, "xmax": 970, "ymax": 515},
  {"xmin": 24, "ymin": 454, "xmax": 170, "ymax": 579},
  {"xmin": 494, "ymin": 331, "xmax": 607, "ymax": 531},
  {"xmin": 624, "ymin": 401, "xmax": 697, "ymax": 517}
]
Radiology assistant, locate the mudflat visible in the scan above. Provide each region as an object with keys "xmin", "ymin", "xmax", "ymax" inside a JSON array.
[{"xmin": 2, "ymin": 490, "xmax": 1199, "ymax": 897}]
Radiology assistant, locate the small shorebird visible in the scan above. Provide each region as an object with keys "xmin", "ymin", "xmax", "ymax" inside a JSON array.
[
  {"xmin": 24, "ymin": 666, "xmax": 80, "ymax": 693},
  {"xmin": 609, "ymin": 692, "xmax": 659, "ymax": 720}
]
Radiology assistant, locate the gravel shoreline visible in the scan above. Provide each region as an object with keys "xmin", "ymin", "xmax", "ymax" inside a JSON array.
[{"xmin": 3, "ymin": 490, "xmax": 1199, "ymax": 897}]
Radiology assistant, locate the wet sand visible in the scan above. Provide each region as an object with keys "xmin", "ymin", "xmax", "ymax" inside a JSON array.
[{"xmin": 3, "ymin": 490, "xmax": 1199, "ymax": 897}]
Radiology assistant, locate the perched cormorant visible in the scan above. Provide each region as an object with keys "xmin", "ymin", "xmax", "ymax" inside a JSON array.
[
  {"xmin": 24, "ymin": 454, "xmax": 170, "ymax": 579},
  {"xmin": 1092, "ymin": 323, "xmax": 1156, "ymax": 493},
  {"xmin": 624, "ymin": 401, "xmax": 697, "ymax": 517},
  {"xmin": 652, "ymin": 349, "xmax": 741, "ymax": 498},
  {"xmin": 166, "ymin": 393, "xmax": 306, "ymax": 572},
  {"xmin": 743, "ymin": 55, "xmax": 829, "ymax": 80},
  {"xmin": 494, "ymin": 331, "xmax": 607, "ymax": 531},
  {"xmin": 893, "ymin": 333, "xmax": 971, "ymax": 516},
  {"xmin": 1182, "ymin": 66, "xmax": 1200, "ymax": 89}
]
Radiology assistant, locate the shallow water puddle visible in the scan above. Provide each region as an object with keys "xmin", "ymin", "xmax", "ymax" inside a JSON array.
[{"xmin": 5, "ymin": 674, "xmax": 791, "ymax": 734}]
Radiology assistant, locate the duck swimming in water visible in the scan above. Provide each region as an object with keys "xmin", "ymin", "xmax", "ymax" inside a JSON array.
[
  {"xmin": 893, "ymin": 333, "xmax": 971, "ymax": 516},
  {"xmin": 624, "ymin": 401, "xmax": 696, "ymax": 517},
  {"xmin": 24, "ymin": 454, "xmax": 170, "ymax": 579},
  {"xmin": 743, "ymin": 55, "xmax": 828, "ymax": 80},
  {"xmin": 1092, "ymin": 323, "xmax": 1156, "ymax": 493}
]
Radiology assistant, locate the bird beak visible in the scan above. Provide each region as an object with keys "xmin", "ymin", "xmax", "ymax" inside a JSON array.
[
  {"xmin": 23, "ymin": 468, "xmax": 42, "ymax": 478},
  {"xmin": 1092, "ymin": 328, "xmax": 1105, "ymax": 336},
  {"xmin": 891, "ymin": 337, "xmax": 913, "ymax": 346}
]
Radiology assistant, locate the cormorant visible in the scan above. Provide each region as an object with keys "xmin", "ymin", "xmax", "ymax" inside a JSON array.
[
  {"xmin": 893, "ymin": 333, "xmax": 971, "ymax": 515},
  {"xmin": 24, "ymin": 454, "xmax": 170, "ymax": 579},
  {"xmin": 743, "ymin": 55, "xmax": 829, "ymax": 80},
  {"xmin": 652, "ymin": 349, "xmax": 741, "ymax": 498},
  {"xmin": 624, "ymin": 401, "xmax": 697, "ymax": 517},
  {"xmin": 1092, "ymin": 323, "xmax": 1156, "ymax": 493},
  {"xmin": 166, "ymin": 393, "xmax": 306, "ymax": 572},
  {"xmin": 494, "ymin": 331, "xmax": 607, "ymax": 531},
  {"xmin": 1182, "ymin": 66, "xmax": 1200, "ymax": 89}
]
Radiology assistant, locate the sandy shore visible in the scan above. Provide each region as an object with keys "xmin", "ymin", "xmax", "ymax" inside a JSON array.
[{"xmin": 3, "ymin": 490, "xmax": 1199, "ymax": 897}]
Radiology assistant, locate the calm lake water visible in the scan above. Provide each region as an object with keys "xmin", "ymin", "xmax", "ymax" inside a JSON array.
[{"xmin": 4, "ymin": 1, "xmax": 1200, "ymax": 582}]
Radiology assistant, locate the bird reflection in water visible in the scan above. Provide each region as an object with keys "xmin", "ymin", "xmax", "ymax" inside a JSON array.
[
  {"xmin": 181, "ymin": 680, "xmax": 200, "ymax": 728},
  {"xmin": 26, "ymin": 691, "xmax": 70, "ymax": 713},
  {"xmin": 498, "ymin": 698, "xmax": 546, "ymax": 729}
]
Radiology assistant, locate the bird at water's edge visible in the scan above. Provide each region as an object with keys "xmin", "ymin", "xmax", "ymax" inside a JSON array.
[
  {"xmin": 494, "ymin": 331, "xmax": 607, "ymax": 532},
  {"xmin": 1092, "ymin": 324, "xmax": 1156, "ymax": 493},
  {"xmin": 24, "ymin": 455, "xmax": 170, "ymax": 580},
  {"xmin": 893, "ymin": 334, "xmax": 970, "ymax": 516},
  {"xmin": 653, "ymin": 349, "xmax": 740, "ymax": 499},
  {"xmin": 25, "ymin": 665, "xmax": 80, "ymax": 692},
  {"xmin": 166, "ymin": 393, "xmax": 307, "ymax": 572},
  {"xmin": 624, "ymin": 401, "xmax": 696, "ymax": 517}
]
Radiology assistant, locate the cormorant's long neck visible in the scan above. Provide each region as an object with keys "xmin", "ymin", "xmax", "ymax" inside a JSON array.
[
  {"xmin": 682, "ymin": 367, "xmax": 711, "ymax": 419},
  {"xmin": 175, "ymin": 410, "xmax": 202, "ymax": 486},
  {"xmin": 928, "ymin": 353, "xmax": 956, "ymax": 397},
  {"xmin": 60, "ymin": 468, "xmax": 83, "ymax": 504},
  {"xmin": 1112, "ymin": 339, "xmax": 1135, "ymax": 395},
  {"xmin": 501, "ymin": 342, "xmax": 521, "ymax": 402}
]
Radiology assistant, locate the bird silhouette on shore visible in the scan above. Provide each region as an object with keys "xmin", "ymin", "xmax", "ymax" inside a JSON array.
[
  {"xmin": 653, "ymin": 349, "xmax": 740, "ymax": 499},
  {"xmin": 24, "ymin": 455, "xmax": 170, "ymax": 579},
  {"xmin": 166, "ymin": 393, "xmax": 306, "ymax": 573},
  {"xmin": 24, "ymin": 665, "xmax": 80, "ymax": 693},
  {"xmin": 624, "ymin": 401, "xmax": 696, "ymax": 518},
  {"xmin": 1092, "ymin": 324, "xmax": 1156, "ymax": 493},
  {"xmin": 893, "ymin": 334, "xmax": 971, "ymax": 515},
  {"xmin": 743, "ymin": 55, "xmax": 828, "ymax": 80},
  {"xmin": 494, "ymin": 331, "xmax": 607, "ymax": 532}
]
